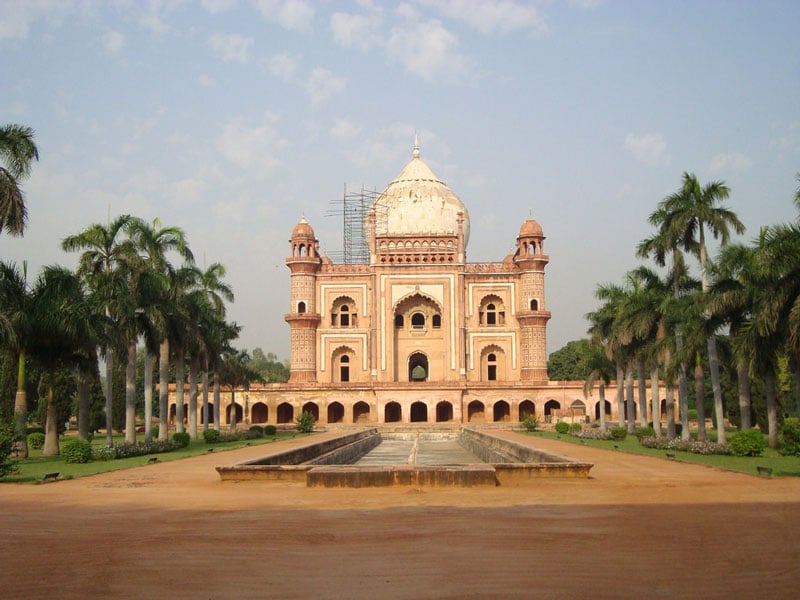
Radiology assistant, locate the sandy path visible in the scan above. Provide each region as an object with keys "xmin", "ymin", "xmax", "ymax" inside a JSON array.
[{"xmin": 1, "ymin": 431, "xmax": 798, "ymax": 599}]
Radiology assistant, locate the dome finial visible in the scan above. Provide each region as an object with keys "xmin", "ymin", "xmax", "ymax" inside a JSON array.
[{"xmin": 413, "ymin": 132, "xmax": 420, "ymax": 159}]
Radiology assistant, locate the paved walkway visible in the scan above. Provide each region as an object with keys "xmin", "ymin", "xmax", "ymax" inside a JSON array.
[{"xmin": 1, "ymin": 429, "xmax": 798, "ymax": 599}]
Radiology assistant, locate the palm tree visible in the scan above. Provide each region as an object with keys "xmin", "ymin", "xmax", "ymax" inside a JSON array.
[
  {"xmin": 0, "ymin": 124, "xmax": 39, "ymax": 236},
  {"xmin": 0, "ymin": 261, "xmax": 34, "ymax": 456},
  {"xmin": 130, "ymin": 218, "xmax": 193, "ymax": 442},
  {"xmin": 62, "ymin": 215, "xmax": 140, "ymax": 446},
  {"xmin": 650, "ymin": 172, "xmax": 745, "ymax": 444},
  {"xmin": 708, "ymin": 242, "xmax": 758, "ymax": 430},
  {"xmin": 583, "ymin": 344, "xmax": 615, "ymax": 431},
  {"xmin": 587, "ymin": 283, "xmax": 627, "ymax": 429},
  {"xmin": 218, "ymin": 348, "xmax": 261, "ymax": 432},
  {"xmin": 28, "ymin": 266, "xmax": 101, "ymax": 455}
]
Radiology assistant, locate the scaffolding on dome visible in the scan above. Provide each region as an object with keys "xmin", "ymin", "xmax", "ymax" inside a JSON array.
[{"xmin": 326, "ymin": 184, "xmax": 385, "ymax": 264}]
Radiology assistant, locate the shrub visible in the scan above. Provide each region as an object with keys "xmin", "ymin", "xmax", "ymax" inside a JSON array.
[
  {"xmin": 729, "ymin": 429, "xmax": 766, "ymax": 457},
  {"xmin": 203, "ymin": 429, "xmax": 221, "ymax": 444},
  {"xmin": 247, "ymin": 425, "xmax": 264, "ymax": 439},
  {"xmin": 0, "ymin": 422, "xmax": 16, "ymax": 477},
  {"xmin": 569, "ymin": 423, "xmax": 582, "ymax": 433},
  {"xmin": 573, "ymin": 429, "xmax": 612, "ymax": 440},
  {"xmin": 635, "ymin": 426, "xmax": 655, "ymax": 441},
  {"xmin": 27, "ymin": 432, "xmax": 46, "ymax": 450},
  {"xmin": 639, "ymin": 436, "xmax": 732, "ymax": 455},
  {"xmin": 62, "ymin": 439, "xmax": 93, "ymax": 464},
  {"xmin": 521, "ymin": 414, "xmax": 539, "ymax": 432},
  {"xmin": 780, "ymin": 420, "xmax": 800, "ymax": 456},
  {"xmin": 687, "ymin": 409, "xmax": 698, "ymax": 421},
  {"xmin": 554, "ymin": 421, "xmax": 570, "ymax": 434},
  {"xmin": 264, "ymin": 425, "xmax": 277, "ymax": 436},
  {"xmin": 296, "ymin": 411, "xmax": 316, "ymax": 434},
  {"xmin": 609, "ymin": 426, "xmax": 627, "ymax": 441},
  {"xmin": 152, "ymin": 425, "xmax": 159, "ymax": 439},
  {"xmin": 172, "ymin": 431, "xmax": 191, "ymax": 448},
  {"xmin": 92, "ymin": 439, "xmax": 182, "ymax": 461}
]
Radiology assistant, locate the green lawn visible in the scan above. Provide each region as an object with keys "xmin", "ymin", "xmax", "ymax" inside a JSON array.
[
  {"xmin": 2, "ymin": 431, "xmax": 308, "ymax": 483},
  {"xmin": 521, "ymin": 429, "xmax": 800, "ymax": 478}
]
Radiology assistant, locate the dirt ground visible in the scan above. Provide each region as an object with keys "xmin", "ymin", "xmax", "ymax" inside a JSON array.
[{"xmin": 1, "ymin": 430, "xmax": 798, "ymax": 599}]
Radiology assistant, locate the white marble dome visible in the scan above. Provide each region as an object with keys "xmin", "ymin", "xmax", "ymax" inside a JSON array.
[{"xmin": 373, "ymin": 139, "xmax": 471, "ymax": 246}]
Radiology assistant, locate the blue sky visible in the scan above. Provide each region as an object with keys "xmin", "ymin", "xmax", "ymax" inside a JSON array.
[{"xmin": 1, "ymin": 0, "xmax": 799, "ymax": 361}]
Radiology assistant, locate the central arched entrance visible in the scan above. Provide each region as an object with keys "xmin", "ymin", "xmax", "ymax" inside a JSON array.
[
  {"xmin": 408, "ymin": 352, "xmax": 429, "ymax": 382},
  {"xmin": 410, "ymin": 401, "xmax": 428, "ymax": 422}
]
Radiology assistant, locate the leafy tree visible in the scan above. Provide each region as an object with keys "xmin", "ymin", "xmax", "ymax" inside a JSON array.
[
  {"xmin": 0, "ymin": 124, "xmax": 39, "ymax": 236},
  {"xmin": 248, "ymin": 348, "xmax": 290, "ymax": 383},
  {"xmin": 547, "ymin": 340, "xmax": 590, "ymax": 381}
]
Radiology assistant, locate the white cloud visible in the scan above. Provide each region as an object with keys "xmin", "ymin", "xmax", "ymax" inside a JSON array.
[
  {"xmin": 708, "ymin": 152, "xmax": 753, "ymax": 174},
  {"xmin": 138, "ymin": 0, "xmax": 187, "ymax": 34},
  {"xmin": 171, "ymin": 178, "xmax": 210, "ymax": 207},
  {"xmin": 101, "ymin": 30, "xmax": 125, "ymax": 55},
  {"xmin": 386, "ymin": 19, "xmax": 466, "ymax": 81},
  {"xmin": 419, "ymin": 0, "xmax": 547, "ymax": 35},
  {"xmin": 330, "ymin": 10, "xmax": 383, "ymax": 50},
  {"xmin": 305, "ymin": 67, "xmax": 345, "ymax": 108},
  {"xmin": 330, "ymin": 118, "xmax": 362, "ymax": 141},
  {"xmin": 198, "ymin": 74, "xmax": 216, "ymax": 87},
  {"xmin": 268, "ymin": 52, "xmax": 300, "ymax": 81},
  {"xmin": 201, "ymin": 0, "xmax": 237, "ymax": 14},
  {"xmin": 624, "ymin": 133, "xmax": 668, "ymax": 166},
  {"xmin": 253, "ymin": 0, "xmax": 315, "ymax": 32},
  {"xmin": 0, "ymin": 0, "xmax": 71, "ymax": 40},
  {"xmin": 208, "ymin": 32, "xmax": 254, "ymax": 63},
  {"xmin": 216, "ymin": 115, "xmax": 283, "ymax": 175}
]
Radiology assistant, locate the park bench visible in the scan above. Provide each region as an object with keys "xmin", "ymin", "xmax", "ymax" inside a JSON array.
[
  {"xmin": 756, "ymin": 466, "xmax": 772, "ymax": 478},
  {"xmin": 41, "ymin": 472, "xmax": 59, "ymax": 482},
  {"xmin": 146, "ymin": 457, "xmax": 158, "ymax": 464}
]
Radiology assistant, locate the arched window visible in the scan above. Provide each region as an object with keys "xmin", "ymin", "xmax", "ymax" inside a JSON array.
[
  {"xmin": 487, "ymin": 353, "xmax": 497, "ymax": 381},
  {"xmin": 339, "ymin": 355, "xmax": 350, "ymax": 382},
  {"xmin": 331, "ymin": 297, "xmax": 357, "ymax": 328},
  {"xmin": 486, "ymin": 303, "xmax": 497, "ymax": 325},
  {"xmin": 530, "ymin": 299, "xmax": 538, "ymax": 311},
  {"xmin": 432, "ymin": 314, "xmax": 441, "ymax": 328},
  {"xmin": 297, "ymin": 301, "xmax": 306, "ymax": 314},
  {"xmin": 479, "ymin": 296, "xmax": 505, "ymax": 326},
  {"xmin": 395, "ymin": 314, "xmax": 404, "ymax": 328},
  {"xmin": 411, "ymin": 313, "xmax": 425, "ymax": 329}
]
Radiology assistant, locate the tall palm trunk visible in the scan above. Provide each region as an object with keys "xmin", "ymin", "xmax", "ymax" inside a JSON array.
[
  {"xmin": 105, "ymin": 344, "xmax": 114, "ymax": 446},
  {"xmin": 650, "ymin": 364, "xmax": 661, "ymax": 437},
  {"xmin": 707, "ymin": 335, "xmax": 726, "ymax": 443},
  {"xmin": 125, "ymin": 339, "xmax": 137, "ymax": 444},
  {"xmin": 765, "ymin": 369, "xmax": 779, "ymax": 449},
  {"xmin": 737, "ymin": 361, "xmax": 752, "ymax": 430},
  {"xmin": 77, "ymin": 368, "xmax": 90, "ymax": 440},
  {"xmin": 229, "ymin": 388, "xmax": 237, "ymax": 432},
  {"xmin": 672, "ymin": 269, "xmax": 690, "ymax": 439},
  {"xmin": 213, "ymin": 370, "xmax": 221, "ymax": 430},
  {"xmin": 42, "ymin": 385, "xmax": 59, "ymax": 456},
  {"xmin": 598, "ymin": 382, "xmax": 606, "ymax": 431},
  {"xmin": 665, "ymin": 383, "xmax": 676, "ymax": 438},
  {"xmin": 13, "ymin": 350, "xmax": 28, "ymax": 458},
  {"xmin": 695, "ymin": 360, "xmax": 707, "ymax": 441},
  {"xmin": 158, "ymin": 339, "xmax": 170, "ymax": 441},
  {"xmin": 143, "ymin": 351, "xmax": 154, "ymax": 442},
  {"xmin": 202, "ymin": 366, "xmax": 210, "ymax": 432},
  {"xmin": 175, "ymin": 346, "xmax": 185, "ymax": 434},
  {"xmin": 636, "ymin": 359, "xmax": 648, "ymax": 427},
  {"xmin": 625, "ymin": 366, "xmax": 635, "ymax": 433},
  {"xmin": 188, "ymin": 354, "xmax": 199, "ymax": 439},
  {"xmin": 616, "ymin": 362, "xmax": 625, "ymax": 428}
]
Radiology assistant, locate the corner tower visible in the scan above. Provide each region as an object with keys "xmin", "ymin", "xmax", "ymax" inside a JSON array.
[
  {"xmin": 285, "ymin": 217, "xmax": 322, "ymax": 383},
  {"xmin": 514, "ymin": 218, "xmax": 551, "ymax": 382}
]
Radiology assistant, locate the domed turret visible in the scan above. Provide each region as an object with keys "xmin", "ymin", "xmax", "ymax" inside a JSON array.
[
  {"xmin": 373, "ymin": 136, "xmax": 470, "ymax": 246},
  {"xmin": 519, "ymin": 218, "xmax": 543, "ymax": 238}
]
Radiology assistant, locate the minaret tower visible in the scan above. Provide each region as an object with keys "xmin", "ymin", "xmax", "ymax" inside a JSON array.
[
  {"xmin": 285, "ymin": 217, "xmax": 322, "ymax": 383},
  {"xmin": 514, "ymin": 218, "xmax": 551, "ymax": 381}
]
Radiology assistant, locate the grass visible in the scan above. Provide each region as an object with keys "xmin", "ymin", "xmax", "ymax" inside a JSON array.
[
  {"xmin": 2, "ymin": 430, "xmax": 307, "ymax": 484},
  {"xmin": 521, "ymin": 429, "xmax": 800, "ymax": 478}
]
